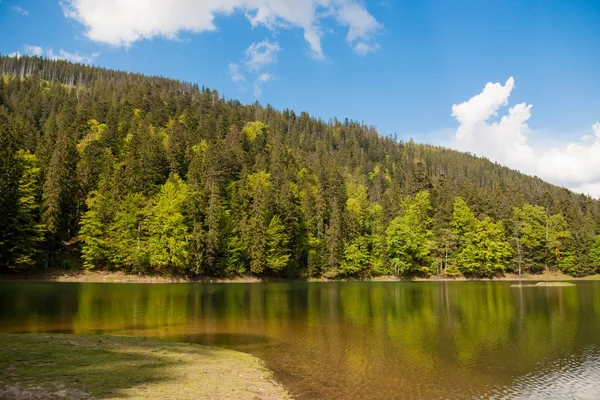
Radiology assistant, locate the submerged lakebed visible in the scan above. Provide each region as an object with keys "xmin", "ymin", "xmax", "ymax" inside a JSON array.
[{"xmin": 1, "ymin": 281, "xmax": 599, "ymax": 399}]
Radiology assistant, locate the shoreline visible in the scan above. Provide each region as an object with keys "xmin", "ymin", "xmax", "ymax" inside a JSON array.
[
  {"xmin": 1, "ymin": 269, "xmax": 598, "ymax": 284},
  {"xmin": 0, "ymin": 333, "xmax": 289, "ymax": 400}
]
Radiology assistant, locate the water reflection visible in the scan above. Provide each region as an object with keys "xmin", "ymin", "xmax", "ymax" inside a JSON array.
[{"xmin": 1, "ymin": 281, "xmax": 599, "ymax": 399}]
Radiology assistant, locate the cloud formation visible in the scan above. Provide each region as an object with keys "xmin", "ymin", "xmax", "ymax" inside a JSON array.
[
  {"xmin": 61, "ymin": 0, "xmax": 381, "ymax": 58},
  {"xmin": 244, "ymin": 39, "xmax": 280, "ymax": 72},
  {"xmin": 11, "ymin": 6, "xmax": 29, "ymax": 16},
  {"xmin": 451, "ymin": 77, "xmax": 600, "ymax": 198},
  {"xmin": 228, "ymin": 63, "xmax": 245, "ymax": 83},
  {"xmin": 16, "ymin": 44, "xmax": 99, "ymax": 64},
  {"xmin": 253, "ymin": 72, "xmax": 272, "ymax": 96},
  {"xmin": 229, "ymin": 39, "xmax": 279, "ymax": 97}
]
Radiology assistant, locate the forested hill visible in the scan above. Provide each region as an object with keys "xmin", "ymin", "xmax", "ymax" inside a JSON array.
[{"xmin": 1, "ymin": 55, "xmax": 600, "ymax": 278}]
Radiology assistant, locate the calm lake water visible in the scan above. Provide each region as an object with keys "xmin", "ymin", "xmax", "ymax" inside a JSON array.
[{"xmin": 1, "ymin": 281, "xmax": 599, "ymax": 399}]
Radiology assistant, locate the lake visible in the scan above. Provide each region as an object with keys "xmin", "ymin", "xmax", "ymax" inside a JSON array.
[{"xmin": 1, "ymin": 281, "xmax": 599, "ymax": 399}]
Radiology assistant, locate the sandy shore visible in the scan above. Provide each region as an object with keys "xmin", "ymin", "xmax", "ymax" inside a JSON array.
[{"xmin": 1, "ymin": 269, "xmax": 597, "ymax": 283}]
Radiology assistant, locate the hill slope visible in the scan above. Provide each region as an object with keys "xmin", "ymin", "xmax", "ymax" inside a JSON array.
[{"xmin": 1, "ymin": 55, "xmax": 599, "ymax": 277}]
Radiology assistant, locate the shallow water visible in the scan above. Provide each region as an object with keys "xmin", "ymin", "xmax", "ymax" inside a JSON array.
[{"xmin": 1, "ymin": 281, "xmax": 599, "ymax": 399}]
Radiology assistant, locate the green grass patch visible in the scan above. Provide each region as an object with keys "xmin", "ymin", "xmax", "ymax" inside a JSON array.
[{"xmin": 0, "ymin": 333, "xmax": 288, "ymax": 399}]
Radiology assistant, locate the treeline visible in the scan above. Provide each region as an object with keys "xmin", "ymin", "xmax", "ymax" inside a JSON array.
[{"xmin": 1, "ymin": 55, "xmax": 600, "ymax": 278}]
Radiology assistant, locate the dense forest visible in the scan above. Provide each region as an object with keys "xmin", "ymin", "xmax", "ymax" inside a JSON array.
[{"xmin": 1, "ymin": 55, "xmax": 600, "ymax": 278}]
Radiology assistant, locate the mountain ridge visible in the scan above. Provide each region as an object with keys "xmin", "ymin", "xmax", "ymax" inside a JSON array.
[{"xmin": 1, "ymin": 55, "xmax": 599, "ymax": 277}]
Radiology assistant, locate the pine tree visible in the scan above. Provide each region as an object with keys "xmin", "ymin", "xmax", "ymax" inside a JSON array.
[
  {"xmin": 203, "ymin": 181, "xmax": 222, "ymax": 274},
  {"xmin": 246, "ymin": 176, "xmax": 269, "ymax": 274},
  {"xmin": 589, "ymin": 234, "xmax": 600, "ymax": 273},
  {"xmin": 11, "ymin": 151, "xmax": 43, "ymax": 269}
]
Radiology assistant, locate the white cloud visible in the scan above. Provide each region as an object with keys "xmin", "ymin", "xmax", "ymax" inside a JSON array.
[
  {"xmin": 61, "ymin": 0, "xmax": 381, "ymax": 58},
  {"xmin": 253, "ymin": 72, "xmax": 272, "ymax": 96},
  {"xmin": 244, "ymin": 39, "xmax": 280, "ymax": 72},
  {"xmin": 335, "ymin": 3, "xmax": 381, "ymax": 55},
  {"xmin": 7, "ymin": 52, "xmax": 22, "ymax": 58},
  {"xmin": 11, "ymin": 6, "xmax": 28, "ymax": 16},
  {"xmin": 228, "ymin": 63, "xmax": 245, "ymax": 83},
  {"xmin": 24, "ymin": 45, "xmax": 43, "ymax": 56},
  {"xmin": 47, "ymin": 48, "xmax": 99, "ymax": 64},
  {"xmin": 229, "ymin": 39, "xmax": 279, "ymax": 96},
  {"xmin": 451, "ymin": 77, "xmax": 600, "ymax": 198},
  {"xmin": 18, "ymin": 45, "xmax": 98, "ymax": 64}
]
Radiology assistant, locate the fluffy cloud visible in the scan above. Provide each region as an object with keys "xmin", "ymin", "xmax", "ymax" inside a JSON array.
[
  {"xmin": 61, "ymin": 0, "xmax": 381, "ymax": 58},
  {"xmin": 18, "ymin": 44, "xmax": 98, "ymax": 64},
  {"xmin": 253, "ymin": 72, "xmax": 272, "ymax": 96},
  {"xmin": 228, "ymin": 63, "xmax": 245, "ymax": 83},
  {"xmin": 244, "ymin": 39, "xmax": 280, "ymax": 72},
  {"xmin": 229, "ymin": 39, "xmax": 279, "ymax": 96},
  {"xmin": 451, "ymin": 77, "xmax": 600, "ymax": 198},
  {"xmin": 46, "ymin": 48, "xmax": 99, "ymax": 64},
  {"xmin": 24, "ymin": 45, "xmax": 43, "ymax": 56}
]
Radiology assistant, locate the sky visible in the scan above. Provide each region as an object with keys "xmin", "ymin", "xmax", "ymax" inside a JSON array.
[{"xmin": 1, "ymin": 0, "xmax": 600, "ymax": 196}]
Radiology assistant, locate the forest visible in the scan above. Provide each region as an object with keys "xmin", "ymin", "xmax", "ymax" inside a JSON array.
[{"xmin": 1, "ymin": 55, "xmax": 600, "ymax": 278}]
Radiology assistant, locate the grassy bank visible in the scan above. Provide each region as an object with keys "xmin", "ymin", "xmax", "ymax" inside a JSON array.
[
  {"xmin": 0, "ymin": 334, "xmax": 288, "ymax": 400},
  {"xmin": 1, "ymin": 269, "xmax": 599, "ymax": 283}
]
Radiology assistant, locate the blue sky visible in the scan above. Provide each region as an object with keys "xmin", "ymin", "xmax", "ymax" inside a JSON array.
[{"xmin": 2, "ymin": 0, "xmax": 600, "ymax": 195}]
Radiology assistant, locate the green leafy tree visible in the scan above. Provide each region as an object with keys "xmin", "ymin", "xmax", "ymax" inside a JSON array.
[
  {"xmin": 147, "ymin": 174, "xmax": 191, "ymax": 274},
  {"xmin": 546, "ymin": 213, "xmax": 572, "ymax": 272},
  {"xmin": 1, "ymin": 150, "xmax": 43, "ymax": 269},
  {"xmin": 265, "ymin": 215, "xmax": 290, "ymax": 272},
  {"xmin": 452, "ymin": 197, "xmax": 477, "ymax": 240},
  {"xmin": 588, "ymin": 234, "xmax": 600, "ymax": 273},
  {"xmin": 245, "ymin": 173, "xmax": 270, "ymax": 274},
  {"xmin": 368, "ymin": 203, "xmax": 388, "ymax": 275},
  {"xmin": 386, "ymin": 191, "xmax": 433, "ymax": 275},
  {"xmin": 79, "ymin": 191, "xmax": 110, "ymax": 269},
  {"xmin": 512, "ymin": 205, "xmax": 547, "ymax": 273},
  {"xmin": 452, "ymin": 197, "xmax": 512, "ymax": 277},
  {"xmin": 325, "ymin": 199, "xmax": 343, "ymax": 273},
  {"xmin": 340, "ymin": 236, "xmax": 370, "ymax": 276},
  {"xmin": 109, "ymin": 192, "xmax": 147, "ymax": 272},
  {"xmin": 202, "ymin": 182, "xmax": 222, "ymax": 274},
  {"xmin": 455, "ymin": 217, "xmax": 513, "ymax": 277}
]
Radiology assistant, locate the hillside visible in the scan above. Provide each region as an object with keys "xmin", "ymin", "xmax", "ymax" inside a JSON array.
[{"xmin": 1, "ymin": 55, "xmax": 599, "ymax": 278}]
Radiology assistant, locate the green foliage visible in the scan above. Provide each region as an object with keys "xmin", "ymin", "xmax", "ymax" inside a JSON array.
[
  {"xmin": 547, "ymin": 213, "xmax": 572, "ymax": 270},
  {"xmin": 224, "ymin": 235, "xmax": 246, "ymax": 275},
  {"xmin": 455, "ymin": 217, "xmax": 513, "ymax": 277},
  {"xmin": 79, "ymin": 191, "xmax": 109, "ymax": 270},
  {"xmin": 247, "ymin": 171, "xmax": 272, "ymax": 193},
  {"xmin": 452, "ymin": 197, "xmax": 477, "ymax": 239},
  {"xmin": 452, "ymin": 198, "xmax": 512, "ymax": 277},
  {"xmin": 242, "ymin": 121, "xmax": 267, "ymax": 142},
  {"xmin": 589, "ymin": 234, "xmax": 600, "ymax": 273},
  {"xmin": 7, "ymin": 151, "xmax": 43, "ymax": 269},
  {"xmin": 340, "ymin": 236, "xmax": 370, "ymax": 276},
  {"xmin": 386, "ymin": 191, "xmax": 433, "ymax": 275},
  {"xmin": 1, "ymin": 56, "xmax": 599, "ymax": 278},
  {"xmin": 265, "ymin": 215, "xmax": 290, "ymax": 272},
  {"xmin": 77, "ymin": 119, "xmax": 107, "ymax": 153},
  {"xmin": 109, "ymin": 193, "xmax": 147, "ymax": 272},
  {"xmin": 146, "ymin": 174, "xmax": 191, "ymax": 274},
  {"xmin": 512, "ymin": 205, "xmax": 547, "ymax": 273}
]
